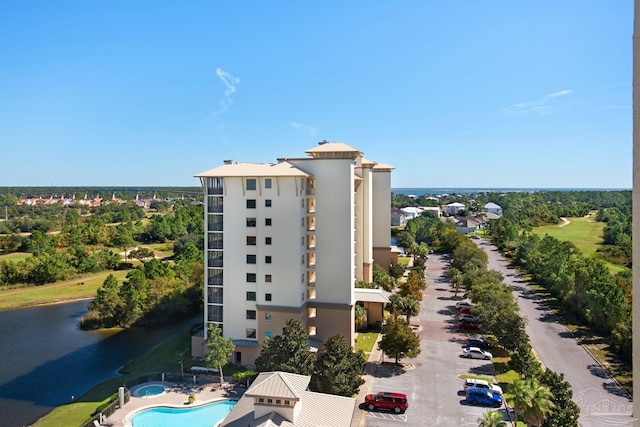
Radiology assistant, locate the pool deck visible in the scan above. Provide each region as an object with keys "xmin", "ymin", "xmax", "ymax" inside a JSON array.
[
  {"xmin": 103, "ymin": 382, "xmax": 245, "ymax": 427},
  {"xmin": 103, "ymin": 334, "xmax": 383, "ymax": 427}
]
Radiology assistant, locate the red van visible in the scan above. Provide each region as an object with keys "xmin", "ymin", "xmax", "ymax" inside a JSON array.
[{"xmin": 364, "ymin": 391, "xmax": 408, "ymax": 413}]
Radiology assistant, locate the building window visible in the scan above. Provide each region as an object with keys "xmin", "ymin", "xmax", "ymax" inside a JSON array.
[
  {"xmin": 246, "ymin": 328, "xmax": 256, "ymax": 338},
  {"xmin": 265, "ymin": 274, "xmax": 272, "ymax": 283},
  {"xmin": 265, "ymin": 218, "xmax": 272, "ymax": 226},
  {"xmin": 265, "ymin": 237, "xmax": 272, "ymax": 245},
  {"xmin": 267, "ymin": 399, "xmax": 273, "ymax": 404},
  {"xmin": 265, "ymin": 199, "xmax": 272, "ymax": 207},
  {"xmin": 246, "ymin": 199, "xmax": 256, "ymax": 209},
  {"xmin": 284, "ymin": 400, "xmax": 290, "ymax": 405},
  {"xmin": 246, "ymin": 291, "xmax": 256, "ymax": 301},
  {"xmin": 301, "ymin": 255, "xmax": 304, "ymax": 264},
  {"xmin": 246, "ymin": 217, "xmax": 256, "ymax": 227},
  {"xmin": 265, "ymin": 331, "xmax": 272, "ymax": 338},
  {"xmin": 301, "ymin": 218, "xmax": 304, "ymax": 226},
  {"xmin": 207, "ymin": 305, "xmax": 223, "ymax": 322},
  {"xmin": 265, "ymin": 312, "xmax": 272, "ymax": 320},
  {"xmin": 246, "ymin": 310, "xmax": 256, "ymax": 320},
  {"xmin": 265, "ymin": 293, "xmax": 272, "ymax": 302},
  {"xmin": 276, "ymin": 400, "xmax": 281, "ymax": 405},
  {"xmin": 246, "ymin": 254, "xmax": 256, "ymax": 264},
  {"xmin": 246, "ymin": 179, "xmax": 256, "ymax": 190},
  {"xmin": 265, "ymin": 178, "xmax": 272, "ymax": 189},
  {"xmin": 247, "ymin": 236, "xmax": 256, "ymax": 245},
  {"xmin": 208, "ymin": 287, "xmax": 223, "ymax": 304},
  {"xmin": 247, "ymin": 273, "xmax": 256, "ymax": 283},
  {"xmin": 258, "ymin": 398, "xmax": 265, "ymax": 403},
  {"xmin": 265, "ymin": 256, "xmax": 272, "ymax": 264}
]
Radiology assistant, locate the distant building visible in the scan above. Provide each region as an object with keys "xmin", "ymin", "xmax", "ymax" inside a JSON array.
[
  {"xmin": 445, "ymin": 202, "xmax": 466, "ymax": 216},
  {"xmin": 484, "ymin": 202, "xmax": 502, "ymax": 216},
  {"xmin": 391, "ymin": 207, "xmax": 409, "ymax": 226},
  {"xmin": 455, "ymin": 217, "xmax": 483, "ymax": 234}
]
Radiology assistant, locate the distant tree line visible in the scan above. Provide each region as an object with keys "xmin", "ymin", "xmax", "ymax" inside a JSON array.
[{"xmin": 0, "ymin": 204, "xmax": 204, "ymax": 288}]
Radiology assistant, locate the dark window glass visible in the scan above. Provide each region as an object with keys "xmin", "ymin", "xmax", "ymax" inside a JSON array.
[
  {"xmin": 246, "ymin": 179, "xmax": 256, "ymax": 190},
  {"xmin": 246, "ymin": 199, "xmax": 256, "ymax": 209},
  {"xmin": 246, "ymin": 310, "xmax": 256, "ymax": 320},
  {"xmin": 265, "ymin": 199, "xmax": 272, "ymax": 207},
  {"xmin": 265, "ymin": 237, "xmax": 272, "ymax": 245},
  {"xmin": 246, "ymin": 218, "xmax": 256, "ymax": 227},
  {"xmin": 265, "ymin": 256, "xmax": 272, "ymax": 264},
  {"xmin": 265, "ymin": 293, "xmax": 272, "ymax": 302},
  {"xmin": 265, "ymin": 218, "xmax": 272, "ymax": 226},
  {"xmin": 246, "ymin": 291, "xmax": 256, "ymax": 301},
  {"xmin": 246, "ymin": 273, "xmax": 256, "ymax": 282},
  {"xmin": 247, "ymin": 236, "xmax": 256, "ymax": 245},
  {"xmin": 247, "ymin": 255, "xmax": 256, "ymax": 264}
]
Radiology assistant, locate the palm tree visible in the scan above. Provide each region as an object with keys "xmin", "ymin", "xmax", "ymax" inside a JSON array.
[
  {"xmin": 355, "ymin": 304, "xmax": 367, "ymax": 331},
  {"xmin": 477, "ymin": 410, "xmax": 506, "ymax": 427},
  {"xmin": 448, "ymin": 267, "xmax": 463, "ymax": 297},
  {"xmin": 522, "ymin": 378, "xmax": 555, "ymax": 426},
  {"xmin": 510, "ymin": 378, "xmax": 533, "ymax": 424}
]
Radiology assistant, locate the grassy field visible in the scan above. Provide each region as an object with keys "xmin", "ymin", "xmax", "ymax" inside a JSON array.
[
  {"xmin": 355, "ymin": 332, "xmax": 378, "ymax": 354},
  {"xmin": 531, "ymin": 215, "xmax": 629, "ymax": 275},
  {"xmin": 0, "ymin": 251, "xmax": 32, "ymax": 263},
  {"xmin": 0, "ymin": 270, "xmax": 131, "ymax": 310}
]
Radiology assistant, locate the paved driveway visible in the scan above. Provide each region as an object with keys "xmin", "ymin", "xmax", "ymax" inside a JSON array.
[{"xmin": 364, "ymin": 254, "xmax": 509, "ymax": 427}]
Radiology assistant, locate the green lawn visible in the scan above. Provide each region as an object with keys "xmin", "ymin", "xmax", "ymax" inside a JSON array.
[
  {"xmin": 355, "ymin": 332, "xmax": 378, "ymax": 354},
  {"xmin": 0, "ymin": 251, "xmax": 32, "ymax": 263},
  {"xmin": 0, "ymin": 270, "xmax": 131, "ymax": 310}
]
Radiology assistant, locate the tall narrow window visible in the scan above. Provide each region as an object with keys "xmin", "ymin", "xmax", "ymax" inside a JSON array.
[
  {"xmin": 265, "ymin": 274, "xmax": 272, "ymax": 283},
  {"xmin": 265, "ymin": 178, "xmax": 272, "ymax": 189},
  {"xmin": 265, "ymin": 256, "xmax": 272, "ymax": 264},
  {"xmin": 265, "ymin": 293, "xmax": 272, "ymax": 302}
]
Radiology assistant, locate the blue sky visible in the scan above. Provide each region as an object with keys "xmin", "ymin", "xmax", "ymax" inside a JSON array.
[{"xmin": 0, "ymin": 1, "xmax": 632, "ymax": 188}]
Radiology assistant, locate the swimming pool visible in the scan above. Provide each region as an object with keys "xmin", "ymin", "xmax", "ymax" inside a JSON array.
[
  {"xmin": 131, "ymin": 383, "xmax": 167, "ymax": 398},
  {"xmin": 131, "ymin": 400, "xmax": 236, "ymax": 427}
]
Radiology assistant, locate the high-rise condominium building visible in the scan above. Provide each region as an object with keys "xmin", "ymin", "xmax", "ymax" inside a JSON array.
[{"xmin": 193, "ymin": 141, "xmax": 393, "ymax": 365}]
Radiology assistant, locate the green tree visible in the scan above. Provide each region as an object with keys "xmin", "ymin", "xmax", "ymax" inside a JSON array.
[
  {"xmin": 255, "ymin": 319, "xmax": 315, "ymax": 375},
  {"xmin": 129, "ymin": 247, "xmax": 155, "ymax": 264},
  {"xmin": 310, "ymin": 334, "xmax": 365, "ymax": 397},
  {"xmin": 539, "ymin": 370, "xmax": 580, "ymax": 427},
  {"xmin": 523, "ymin": 378, "xmax": 555, "ymax": 426},
  {"xmin": 510, "ymin": 378, "xmax": 534, "ymax": 424},
  {"xmin": 355, "ymin": 304, "xmax": 367, "ymax": 331},
  {"xmin": 113, "ymin": 230, "xmax": 136, "ymax": 261},
  {"xmin": 388, "ymin": 294, "xmax": 420, "ymax": 325},
  {"xmin": 509, "ymin": 342, "xmax": 542, "ymax": 378},
  {"xmin": 91, "ymin": 274, "xmax": 123, "ymax": 327},
  {"xmin": 477, "ymin": 410, "xmax": 506, "ymax": 427},
  {"xmin": 203, "ymin": 324, "xmax": 235, "ymax": 384},
  {"xmin": 448, "ymin": 267, "xmax": 463, "ymax": 298},
  {"xmin": 118, "ymin": 269, "xmax": 149, "ymax": 325},
  {"xmin": 378, "ymin": 313, "xmax": 421, "ymax": 364}
]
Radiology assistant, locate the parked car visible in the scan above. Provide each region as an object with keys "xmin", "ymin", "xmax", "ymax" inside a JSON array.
[
  {"xmin": 458, "ymin": 313, "xmax": 480, "ymax": 323},
  {"xmin": 466, "ymin": 387, "xmax": 502, "ymax": 407},
  {"xmin": 466, "ymin": 337, "xmax": 489, "ymax": 350},
  {"xmin": 462, "ymin": 347, "xmax": 492, "ymax": 360},
  {"xmin": 458, "ymin": 307, "xmax": 474, "ymax": 314},
  {"xmin": 463, "ymin": 378, "xmax": 503, "ymax": 395},
  {"xmin": 457, "ymin": 320, "xmax": 480, "ymax": 330},
  {"xmin": 455, "ymin": 301, "xmax": 475, "ymax": 309},
  {"xmin": 364, "ymin": 391, "xmax": 408, "ymax": 413}
]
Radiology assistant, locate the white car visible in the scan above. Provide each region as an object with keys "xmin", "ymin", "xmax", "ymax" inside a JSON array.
[
  {"xmin": 458, "ymin": 313, "xmax": 480, "ymax": 323},
  {"xmin": 455, "ymin": 301, "xmax": 475, "ymax": 309},
  {"xmin": 463, "ymin": 378, "xmax": 503, "ymax": 395},
  {"xmin": 462, "ymin": 347, "xmax": 492, "ymax": 360}
]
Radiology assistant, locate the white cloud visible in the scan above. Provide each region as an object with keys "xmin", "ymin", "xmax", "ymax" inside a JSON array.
[
  {"xmin": 214, "ymin": 68, "xmax": 240, "ymax": 115},
  {"xmin": 290, "ymin": 122, "xmax": 317, "ymax": 137},
  {"xmin": 502, "ymin": 90, "xmax": 572, "ymax": 116}
]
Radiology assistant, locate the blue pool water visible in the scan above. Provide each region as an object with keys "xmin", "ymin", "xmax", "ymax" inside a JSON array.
[
  {"xmin": 131, "ymin": 400, "xmax": 236, "ymax": 427},
  {"xmin": 133, "ymin": 385, "xmax": 165, "ymax": 397}
]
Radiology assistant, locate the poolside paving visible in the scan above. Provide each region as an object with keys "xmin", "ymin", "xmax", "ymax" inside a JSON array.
[{"xmin": 103, "ymin": 381, "xmax": 246, "ymax": 427}]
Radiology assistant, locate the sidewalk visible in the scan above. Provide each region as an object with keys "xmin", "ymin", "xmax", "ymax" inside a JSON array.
[{"xmin": 350, "ymin": 332, "xmax": 384, "ymax": 427}]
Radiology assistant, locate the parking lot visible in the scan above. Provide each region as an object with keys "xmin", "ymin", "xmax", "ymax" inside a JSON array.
[{"xmin": 362, "ymin": 254, "xmax": 509, "ymax": 427}]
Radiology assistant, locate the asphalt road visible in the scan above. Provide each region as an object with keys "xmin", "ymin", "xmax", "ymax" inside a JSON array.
[{"xmin": 475, "ymin": 239, "xmax": 634, "ymax": 427}]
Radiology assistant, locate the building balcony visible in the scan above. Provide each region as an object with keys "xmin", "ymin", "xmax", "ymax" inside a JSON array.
[
  {"xmin": 207, "ymin": 224, "xmax": 224, "ymax": 232},
  {"xmin": 207, "ymin": 241, "xmax": 223, "ymax": 249},
  {"xmin": 208, "ymin": 259, "xmax": 223, "ymax": 268},
  {"xmin": 207, "ymin": 206, "xmax": 223, "ymax": 213},
  {"xmin": 207, "ymin": 188, "xmax": 223, "ymax": 195}
]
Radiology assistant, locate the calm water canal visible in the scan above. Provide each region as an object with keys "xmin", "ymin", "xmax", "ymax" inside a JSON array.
[{"xmin": 0, "ymin": 300, "xmax": 196, "ymax": 427}]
